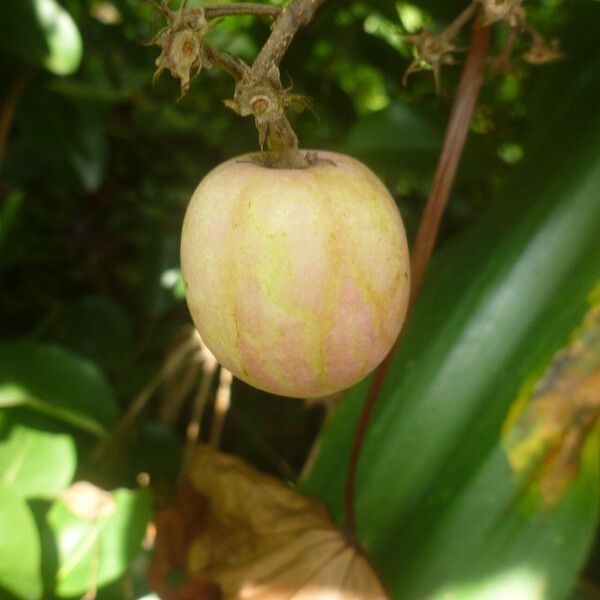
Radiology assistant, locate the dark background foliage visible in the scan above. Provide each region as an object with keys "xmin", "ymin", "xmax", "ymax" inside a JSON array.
[{"xmin": 1, "ymin": 0, "xmax": 599, "ymax": 598}]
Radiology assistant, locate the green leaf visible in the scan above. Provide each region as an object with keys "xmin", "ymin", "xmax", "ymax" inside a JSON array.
[
  {"xmin": 345, "ymin": 102, "xmax": 443, "ymax": 157},
  {"xmin": 342, "ymin": 101, "xmax": 497, "ymax": 192},
  {"xmin": 302, "ymin": 43, "xmax": 600, "ymax": 600},
  {"xmin": 0, "ymin": 341, "xmax": 118, "ymax": 438},
  {"xmin": 343, "ymin": 102, "xmax": 443, "ymax": 178},
  {"xmin": 0, "ymin": 191, "xmax": 23, "ymax": 248},
  {"xmin": 48, "ymin": 486, "xmax": 152, "ymax": 597},
  {"xmin": 0, "ymin": 413, "xmax": 76, "ymax": 499},
  {"xmin": 47, "ymin": 296, "xmax": 134, "ymax": 374},
  {"xmin": 0, "ymin": 0, "xmax": 82, "ymax": 75},
  {"xmin": 0, "ymin": 484, "xmax": 43, "ymax": 600},
  {"xmin": 4, "ymin": 90, "xmax": 109, "ymax": 192}
]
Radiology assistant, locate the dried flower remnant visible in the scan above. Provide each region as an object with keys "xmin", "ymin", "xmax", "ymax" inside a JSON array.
[
  {"xmin": 522, "ymin": 35, "xmax": 563, "ymax": 65},
  {"xmin": 401, "ymin": 1, "xmax": 563, "ymax": 91},
  {"xmin": 144, "ymin": 1, "xmax": 214, "ymax": 97},
  {"xmin": 223, "ymin": 63, "xmax": 313, "ymax": 156},
  {"xmin": 401, "ymin": 3, "xmax": 476, "ymax": 93},
  {"xmin": 477, "ymin": 0, "xmax": 525, "ymax": 27},
  {"xmin": 403, "ymin": 28, "xmax": 463, "ymax": 93},
  {"xmin": 149, "ymin": 445, "xmax": 388, "ymax": 600}
]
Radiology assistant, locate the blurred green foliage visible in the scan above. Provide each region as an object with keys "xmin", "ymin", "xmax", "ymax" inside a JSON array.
[{"xmin": 1, "ymin": 0, "xmax": 599, "ymax": 598}]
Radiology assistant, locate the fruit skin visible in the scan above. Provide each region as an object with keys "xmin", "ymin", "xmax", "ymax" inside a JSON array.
[{"xmin": 180, "ymin": 151, "xmax": 410, "ymax": 398}]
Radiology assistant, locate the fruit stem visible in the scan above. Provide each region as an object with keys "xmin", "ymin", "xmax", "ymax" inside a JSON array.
[
  {"xmin": 252, "ymin": 0, "xmax": 329, "ymax": 79},
  {"xmin": 343, "ymin": 18, "xmax": 492, "ymax": 539}
]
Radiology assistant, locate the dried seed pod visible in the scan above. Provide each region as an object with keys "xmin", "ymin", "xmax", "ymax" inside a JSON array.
[
  {"xmin": 145, "ymin": 5, "xmax": 215, "ymax": 97},
  {"xmin": 224, "ymin": 65, "xmax": 310, "ymax": 150},
  {"xmin": 523, "ymin": 36, "xmax": 564, "ymax": 65},
  {"xmin": 478, "ymin": 0, "xmax": 525, "ymax": 27},
  {"xmin": 403, "ymin": 28, "xmax": 463, "ymax": 93}
]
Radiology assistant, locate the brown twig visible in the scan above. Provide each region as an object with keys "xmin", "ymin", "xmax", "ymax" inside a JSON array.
[
  {"xmin": 242, "ymin": 0, "xmax": 328, "ymax": 161},
  {"xmin": 208, "ymin": 367, "xmax": 233, "ymax": 447},
  {"xmin": 343, "ymin": 19, "xmax": 492, "ymax": 537},
  {"xmin": 170, "ymin": 3, "xmax": 281, "ymax": 23},
  {"xmin": 183, "ymin": 344, "xmax": 218, "ymax": 464},
  {"xmin": 150, "ymin": 0, "xmax": 328, "ymax": 161},
  {"xmin": 410, "ymin": 22, "xmax": 491, "ymax": 303},
  {"xmin": 445, "ymin": 2, "xmax": 478, "ymax": 40},
  {"xmin": 203, "ymin": 45, "xmax": 246, "ymax": 79},
  {"xmin": 203, "ymin": 3, "xmax": 281, "ymax": 20},
  {"xmin": 252, "ymin": 0, "xmax": 329, "ymax": 78}
]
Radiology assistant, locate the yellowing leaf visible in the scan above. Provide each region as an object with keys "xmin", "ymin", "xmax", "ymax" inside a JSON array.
[
  {"xmin": 150, "ymin": 445, "xmax": 387, "ymax": 600},
  {"xmin": 503, "ymin": 302, "xmax": 600, "ymax": 504}
]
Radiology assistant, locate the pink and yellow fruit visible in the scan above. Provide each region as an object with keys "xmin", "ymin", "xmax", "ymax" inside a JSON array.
[{"xmin": 180, "ymin": 151, "xmax": 410, "ymax": 398}]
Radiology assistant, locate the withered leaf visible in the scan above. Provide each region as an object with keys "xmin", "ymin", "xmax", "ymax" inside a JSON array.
[
  {"xmin": 149, "ymin": 446, "xmax": 388, "ymax": 600},
  {"xmin": 503, "ymin": 302, "xmax": 600, "ymax": 504}
]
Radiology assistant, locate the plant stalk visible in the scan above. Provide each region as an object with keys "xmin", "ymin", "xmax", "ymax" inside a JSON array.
[{"xmin": 343, "ymin": 19, "xmax": 492, "ymax": 538}]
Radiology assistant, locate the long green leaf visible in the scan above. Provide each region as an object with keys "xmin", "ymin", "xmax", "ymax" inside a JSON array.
[{"xmin": 302, "ymin": 16, "xmax": 600, "ymax": 600}]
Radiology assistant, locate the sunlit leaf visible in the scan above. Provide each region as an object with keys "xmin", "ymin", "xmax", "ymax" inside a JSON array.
[
  {"xmin": 150, "ymin": 445, "xmax": 387, "ymax": 600},
  {"xmin": 0, "ymin": 341, "xmax": 118, "ymax": 438},
  {"xmin": 0, "ymin": 0, "xmax": 82, "ymax": 75},
  {"xmin": 0, "ymin": 484, "xmax": 43, "ymax": 599},
  {"xmin": 0, "ymin": 413, "xmax": 76, "ymax": 498},
  {"xmin": 48, "ymin": 483, "xmax": 152, "ymax": 597}
]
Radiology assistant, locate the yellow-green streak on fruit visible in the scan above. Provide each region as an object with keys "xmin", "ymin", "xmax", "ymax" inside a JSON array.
[{"xmin": 180, "ymin": 151, "xmax": 410, "ymax": 397}]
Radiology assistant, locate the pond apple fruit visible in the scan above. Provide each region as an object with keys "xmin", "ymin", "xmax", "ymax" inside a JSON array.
[{"xmin": 180, "ymin": 151, "xmax": 410, "ymax": 398}]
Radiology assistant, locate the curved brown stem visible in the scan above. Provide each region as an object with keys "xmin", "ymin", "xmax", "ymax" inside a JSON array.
[
  {"xmin": 343, "ymin": 20, "xmax": 492, "ymax": 537},
  {"xmin": 409, "ymin": 22, "xmax": 491, "ymax": 303},
  {"xmin": 252, "ymin": 0, "xmax": 329, "ymax": 78}
]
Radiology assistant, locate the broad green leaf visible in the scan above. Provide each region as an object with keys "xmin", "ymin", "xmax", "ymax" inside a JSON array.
[
  {"xmin": 302, "ymin": 29, "xmax": 600, "ymax": 600},
  {"xmin": 48, "ymin": 296, "xmax": 134, "ymax": 373},
  {"xmin": 0, "ymin": 341, "xmax": 118, "ymax": 438},
  {"xmin": 0, "ymin": 0, "xmax": 82, "ymax": 75},
  {"xmin": 0, "ymin": 413, "xmax": 76, "ymax": 498},
  {"xmin": 48, "ymin": 485, "xmax": 152, "ymax": 597},
  {"xmin": 0, "ymin": 484, "xmax": 43, "ymax": 600}
]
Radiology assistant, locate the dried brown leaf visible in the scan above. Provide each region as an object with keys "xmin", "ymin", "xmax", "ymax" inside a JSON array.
[
  {"xmin": 149, "ymin": 446, "xmax": 388, "ymax": 600},
  {"xmin": 503, "ymin": 302, "xmax": 600, "ymax": 504}
]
